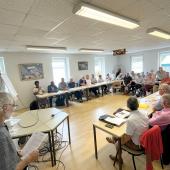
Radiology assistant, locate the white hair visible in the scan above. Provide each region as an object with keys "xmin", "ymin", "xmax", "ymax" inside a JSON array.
[
  {"xmin": 162, "ymin": 94, "xmax": 170, "ymax": 106},
  {"xmin": 0, "ymin": 92, "xmax": 14, "ymax": 112}
]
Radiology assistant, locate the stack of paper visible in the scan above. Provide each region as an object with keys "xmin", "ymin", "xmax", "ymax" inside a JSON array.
[
  {"xmin": 115, "ymin": 110, "xmax": 130, "ymax": 119},
  {"xmin": 105, "ymin": 117, "xmax": 126, "ymax": 126}
]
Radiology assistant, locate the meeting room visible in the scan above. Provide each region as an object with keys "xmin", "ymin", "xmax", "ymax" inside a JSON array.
[{"xmin": 0, "ymin": 0, "xmax": 170, "ymax": 170}]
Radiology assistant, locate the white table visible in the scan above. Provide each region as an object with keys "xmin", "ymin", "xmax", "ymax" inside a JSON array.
[{"xmin": 11, "ymin": 108, "xmax": 71, "ymax": 166}]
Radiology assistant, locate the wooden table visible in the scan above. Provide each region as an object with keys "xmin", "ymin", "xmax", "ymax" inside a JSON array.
[{"xmin": 11, "ymin": 108, "xmax": 71, "ymax": 166}]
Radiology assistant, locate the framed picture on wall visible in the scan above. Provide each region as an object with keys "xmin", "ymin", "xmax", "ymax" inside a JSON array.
[
  {"xmin": 78, "ymin": 61, "xmax": 88, "ymax": 70},
  {"xmin": 19, "ymin": 63, "xmax": 44, "ymax": 81}
]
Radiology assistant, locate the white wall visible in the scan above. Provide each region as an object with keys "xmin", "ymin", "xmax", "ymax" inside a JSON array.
[
  {"xmin": 1, "ymin": 52, "xmax": 117, "ymax": 108},
  {"xmin": 117, "ymin": 47, "xmax": 170, "ymax": 73}
]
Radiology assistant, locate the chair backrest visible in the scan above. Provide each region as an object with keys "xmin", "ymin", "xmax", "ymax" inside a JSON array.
[
  {"xmin": 162, "ymin": 124, "xmax": 170, "ymax": 165},
  {"xmin": 140, "ymin": 125, "xmax": 163, "ymax": 161}
]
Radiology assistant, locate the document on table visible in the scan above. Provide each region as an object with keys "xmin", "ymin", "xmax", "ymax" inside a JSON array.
[
  {"xmin": 115, "ymin": 110, "xmax": 130, "ymax": 119},
  {"xmin": 105, "ymin": 117, "xmax": 126, "ymax": 126},
  {"xmin": 21, "ymin": 132, "xmax": 47, "ymax": 160}
]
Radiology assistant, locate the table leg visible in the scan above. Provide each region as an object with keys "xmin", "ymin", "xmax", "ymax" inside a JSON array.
[
  {"xmin": 118, "ymin": 138, "xmax": 122, "ymax": 170},
  {"xmin": 48, "ymin": 132, "xmax": 54, "ymax": 166},
  {"xmin": 65, "ymin": 93, "xmax": 69, "ymax": 107},
  {"xmin": 67, "ymin": 116, "xmax": 71, "ymax": 144},
  {"xmin": 93, "ymin": 125, "xmax": 98, "ymax": 159},
  {"xmin": 51, "ymin": 130, "xmax": 56, "ymax": 165}
]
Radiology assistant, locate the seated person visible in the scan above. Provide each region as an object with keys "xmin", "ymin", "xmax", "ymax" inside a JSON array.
[
  {"xmin": 161, "ymin": 72, "xmax": 170, "ymax": 85},
  {"xmin": 68, "ymin": 78, "xmax": 83, "ymax": 102},
  {"xmin": 58, "ymin": 78, "xmax": 68, "ymax": 90},
  {"xmin": 79, "ymin": 76, "xmax": 86, "ymax": 86},
  {"xmin": 150, "ymin": 94, "xmax": 170, "ymax": 129},
  {"xmin": 47, "ymin": 81, "xmax": 58, "ymax": 107},
  {"xmin": 153, "ymin": 84, "xmax": 170, "ymax": 111},
  {"xmin": 33, "ymin": 81, "xmax": 45, "ymax": 95},
  {"xmin": 98, "ymin": 75, "xmax": 107, "ymax": 94},
  {"xmin": 91, "ymin": 74, "xmax": 100, "ymax": 95},
  {"xmin": 144, "ymin": 73, "xmax": 155, "ymax": 94},
  {"xmin": 0, "ymin": 92, "xmax": 38, "ymax": 170},
  {"xmin": 86, "ymin": 74, "xmax": 98, "ymax": 97},
  {"xmin": 122, "ymin": 73, "xmax": 133, "ymax": 94},
  {"xmin": 106, "ymin": 73, "xmax": 112, "ymax": 92},
  {"xmin": 106, "ymin": 97, "xmax": 149, "ymax": 163},
  {"xmin": 58, "ymin": 78, "xmax": 68, "ymax": 106},
  {"xmin": 33, "ymin": 81, "xmax": 47, "ymax": 108}
]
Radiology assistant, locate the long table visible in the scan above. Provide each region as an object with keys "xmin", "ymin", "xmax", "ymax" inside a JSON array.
[
  {"xmin": 92, "ymin": 92, "xmax": 160, "ymax": 170},
  {"xmin": 36, "ymin": 80, "xmax": 122, "ymax": 106},
  {"xmin": 11, "ymin": 108, "xmax": 71, "ymax": 166}
]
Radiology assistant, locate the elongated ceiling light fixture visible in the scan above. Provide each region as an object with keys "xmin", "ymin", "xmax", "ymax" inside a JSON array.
[
  {"xmin": 26, "ymin": 46, "xmax": 67, "ymax": 52},
  {"xmin": 147, "ymin": 28, "xmax": 170, "ymax": 39},
  {"xmin": 79, "ymin": 48, "xmax": 104, "ymax": 53},
  {"xmin": 73, "ymin": 2, "xmax": 139, "ymax": 29}
]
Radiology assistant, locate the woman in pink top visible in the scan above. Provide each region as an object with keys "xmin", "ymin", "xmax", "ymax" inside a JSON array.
[{"xmin": 149, "ymin": 94, "xmax": 170, "ymax": 129}]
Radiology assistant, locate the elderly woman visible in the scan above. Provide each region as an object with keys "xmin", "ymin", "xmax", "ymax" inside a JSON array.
[
  {"xmin": 0, "ymin": 92, "xmax": 38, "ymax": 170},
  {"xmin": 106, "ymin": 97, "xmax": 149, "ymax": 163},
  {"xmin": 153, "ymin": 84, "xmax": 170, "ymax": 111}
]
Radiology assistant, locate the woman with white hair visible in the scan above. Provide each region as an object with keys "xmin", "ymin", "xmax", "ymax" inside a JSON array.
[{"xmin": 0, "ymin": 92, "xmax": 38, "ymax": 170}]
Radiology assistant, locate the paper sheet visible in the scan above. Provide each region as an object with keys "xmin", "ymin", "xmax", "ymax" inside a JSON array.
[
  {"xmin": 21, "ymin": 132, "xmax": 47, "ymax": 160},
  {"xmin": 105, "ymin": 117, "xmax": 126, "ymax": 126}
]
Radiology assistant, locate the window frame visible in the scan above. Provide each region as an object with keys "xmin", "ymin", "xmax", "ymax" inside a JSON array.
[
  {"xmin": 52, "ymin": 57, "xmax": 70, "ymax": 85},
  {"xmin": 159, "ymin": 51, "xmax": 170, "ymax": 72},
  {"xmin": 94, "ymin": 56, "xmax": 105, "ymax": 77},
  {"xmin": 131, "ymin": 55, "xmax": 143, "ymax": 73}
]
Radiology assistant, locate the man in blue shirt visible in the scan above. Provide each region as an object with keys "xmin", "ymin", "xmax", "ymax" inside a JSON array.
[{"xmin": 47, "ymin": 81, "xmax": 58, "ymax": 107}]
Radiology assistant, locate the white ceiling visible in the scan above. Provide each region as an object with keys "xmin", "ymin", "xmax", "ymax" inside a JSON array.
[{"xmin": 0, "ymin": 0, "xmax": 170, "ymax": 54}]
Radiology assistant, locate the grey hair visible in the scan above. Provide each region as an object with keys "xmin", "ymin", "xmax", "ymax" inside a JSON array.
[
  {"xmin": 162, "ymin": 94, "xmax": 170, "ymax": 106},
  {"xmin": 160, "ymin": 84, "xmax": 170, "ymax": 94},
  {"xmin": 127, "ymin": 97, "xmax": 139, "ymax": 111},
  {"xmin": 0, "ymin": 92, "xmax": 14, "ymax": 111}
]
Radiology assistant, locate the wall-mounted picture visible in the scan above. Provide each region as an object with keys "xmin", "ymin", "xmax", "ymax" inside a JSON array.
[
  {"xmin": 78, "ymin": 61, "xmax": 88, "ymax": 70},
  {"xmin": 19, "ymin": 63, "xmax": 44, "ymax": 81}
]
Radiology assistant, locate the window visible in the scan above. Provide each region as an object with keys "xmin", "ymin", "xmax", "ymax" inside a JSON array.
[
  {"xmin": 131, "ymin": 56, "xmax": 143, "ymax": 73},
  {"xmin": 0, "ymin": 57, "xmax": 6, "ymax": 74},
  {"xmin": 52, "ymin": 57, "xmax": 69, "ymax": 85},
  {"xmin": 159, "ymin": 51, "xmax": 170, "ymax": 72},
  {"xmin": 94, "ymin": 57, "xmax": 105, "ymax": 76}
]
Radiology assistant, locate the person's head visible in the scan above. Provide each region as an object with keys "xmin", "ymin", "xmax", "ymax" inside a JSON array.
[
  {"xmin": 127, "ymin": 97, "xmax": 139, "ymax": 111},
  {"xmin": 91, "ymin": 74, "xmax": 95, "ymax": 78},
  {"xmin": 161, "ymin": 94, "xmax": 170, "ymax": 108},
  {"xmin": 70, "ymin": 78, "xmax": 73, "ymax": 82},
  {"xmin": 165, "ymin": 72, "xmax": 169, "ymax": 78},
  {"xmin": 86, "ymin": 74, "xmax": 89, "ymax": 79},
  {"xmin": 50, "ymin": 81, "xmax": 55, "ymax": 86},
  {"xmin": 61, "ymin": 78, "xmax": 64, "ymax": 82},
  {"xmin": 159, "ymin": 67, "xmax": 163, "ymax": 72},
  {"xmin": 0, "ymin": 92, "xmax": 15, "ymax": 120},
  {"xmin": 159, "ymin": 84, "xmax": 170, "ymax": 96},
  {"xmin": 34, "ymin": 81, "xmax": 39, "ymax": 88},
  {"xmin": 99, "ymin": 75, "xmax": 102, "ymax": 78}
]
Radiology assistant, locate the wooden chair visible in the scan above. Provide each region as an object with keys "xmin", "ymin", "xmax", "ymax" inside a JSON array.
[{"xmin": 112, "ymin": 80, "xmax": 122, "ymax": 93}]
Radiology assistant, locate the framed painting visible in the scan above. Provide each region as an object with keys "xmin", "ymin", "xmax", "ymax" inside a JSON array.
[
  {"xmin": 78, "ymin": 61, "xmax": 88, "ymax": 70},
  {"xmin": 19, "ymin": 63, "xmax": 44, "ymax": 81}
]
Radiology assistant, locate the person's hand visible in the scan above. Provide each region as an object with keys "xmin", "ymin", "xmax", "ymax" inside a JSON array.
[{"xmin": 26, "ymin": 150, "xmax": 39, "ymax": 163}]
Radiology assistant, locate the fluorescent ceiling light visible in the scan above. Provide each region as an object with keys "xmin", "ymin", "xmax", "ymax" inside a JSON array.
[
  {"xmin": 79, "ymin": 48, "xmax": 104, "ymax": 53},
  {"xmin": 26, "ymin": 46, "xmax": 67, "ymax": 52},
  {"xmin": 147, "ymin": 28, "xmax": 170, "ymax": 39},
  {"xmin": 73, "ymin": 3, "xmax": 139, "ymax": 29}
]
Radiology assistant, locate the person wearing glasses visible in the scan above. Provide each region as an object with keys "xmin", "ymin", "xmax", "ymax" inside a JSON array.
[{"xmin": 0, "ymin": 92, "xmax": 38, "ymax": 170}]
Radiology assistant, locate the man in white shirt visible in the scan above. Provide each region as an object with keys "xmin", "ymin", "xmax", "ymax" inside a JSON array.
[
  {"xmin": 32, "ymin": 81, "xmax": 45, "ymax": 95},
  {"xmin": 106, "ymin": 97, "xmax": 149, "ymax": 163}
]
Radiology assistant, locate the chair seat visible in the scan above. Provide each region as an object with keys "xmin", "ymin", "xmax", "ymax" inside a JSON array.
[{"xmin": 121, "ymin": 145, "xmax": 145, "ymax": 156}]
